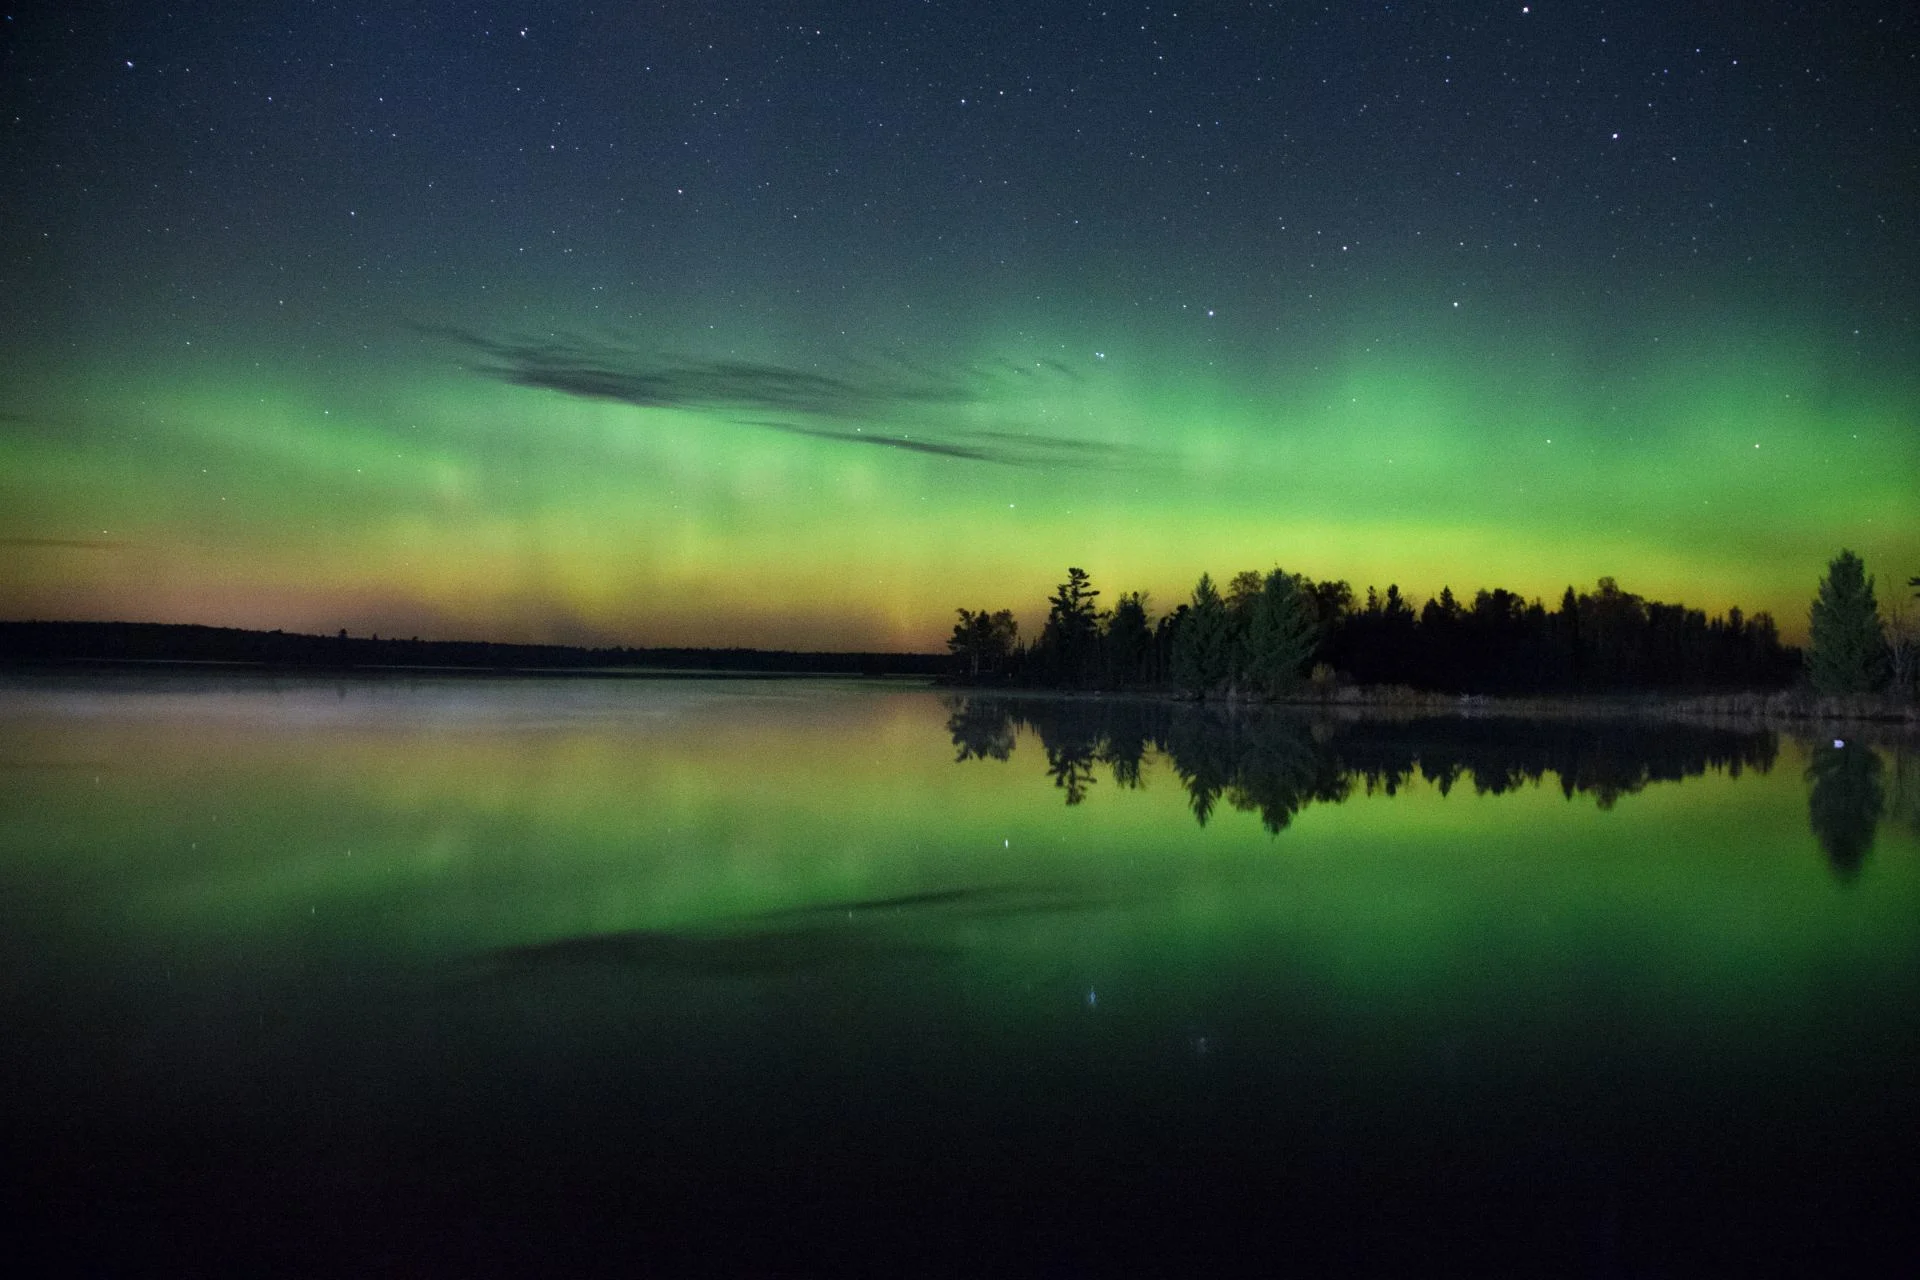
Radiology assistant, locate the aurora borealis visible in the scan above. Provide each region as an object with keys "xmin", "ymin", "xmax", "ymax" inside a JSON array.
[{"xmin": 2, "ymin": 2, "xmax": 1914, "ymax": 650}]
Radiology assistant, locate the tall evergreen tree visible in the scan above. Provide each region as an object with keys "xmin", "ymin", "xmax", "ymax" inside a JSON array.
[
  {"xmin": 1153, "ymin": 604, "xmax": 1190, "ymax": 684},
  {"xmin": 1222, "ymin": 569, "xmax": 1265, "ymax": 676},
  {"xmin": 1418, "ymin": 586, "xmax": 1464, "ymax": 688},
  {"xmin": 1040, "ymin": 567, "xmax": 1102, "ymax": 685},
  {"xmin": 1104, "ymin": 592, "xmax": 1153, "ymax": 687},
  {"xmin": 1242, "ymin": 570, "xmax": 1318, "ymax": 696},
  {"xmin": 1171, "ymin": 573, "xmax": 1233, "ymax": 696},
  {"xmin": 1552, "ymin": 585, "xmax": 1581, "ymax": 686},
  {"xmin": 1807, "ymin": 550, "xmax": 1886, "ymax": 694}
]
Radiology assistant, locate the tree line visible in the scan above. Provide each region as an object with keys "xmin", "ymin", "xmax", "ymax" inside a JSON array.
[{"xmin": 951, "ymin": 564, "xmax": 1805, "ymax": 696}]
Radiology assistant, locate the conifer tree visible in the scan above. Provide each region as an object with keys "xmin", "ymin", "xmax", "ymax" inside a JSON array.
[
  {"xmin": 1171, "ymin": 573, "xmax": 1232, "ymax": 695},
  {"xmin": 1104, "ymin": 592, "xmax": 1153, "ymax": 687},
  {"xmin": 1040, "ymin": 567, "xmax": 1101, "ymax": 685},
  {"xmin": 1807, "ymin": 550, "xmax": 1886, "ymax": 694},
  {"xmin": 1242, "ymin": 569, "xmax": 1318, "ymax": 696}
]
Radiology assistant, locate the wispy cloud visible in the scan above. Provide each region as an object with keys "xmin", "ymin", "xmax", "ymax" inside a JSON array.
[{"xmin": 424, "ymin": 326, "xmax": 1123, "ymax": 469}]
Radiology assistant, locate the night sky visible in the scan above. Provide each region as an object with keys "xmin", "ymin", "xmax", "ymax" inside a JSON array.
[{"xmin": 2, "ymin": 1, "xmax": 1914, "ymax": 650}]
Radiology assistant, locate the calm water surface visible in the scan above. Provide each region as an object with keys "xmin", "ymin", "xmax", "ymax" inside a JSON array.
[{"xmin": 3, "ymin": 674, "xmax": 1917, "ymax": 1273}]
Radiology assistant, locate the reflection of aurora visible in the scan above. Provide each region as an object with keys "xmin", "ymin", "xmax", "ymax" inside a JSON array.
[
  {"xmin": 6, "ymin": 678, "xmax": 1920, "ymax": 1275},
  {"xmin": 949, "ymin": 696, "xmax": 1782, "ymax": 830}
]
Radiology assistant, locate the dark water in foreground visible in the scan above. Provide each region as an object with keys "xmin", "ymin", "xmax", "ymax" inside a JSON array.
[{"xmin": 3, "ymin": 675, "xmax": 1918, "ymax": 1274}]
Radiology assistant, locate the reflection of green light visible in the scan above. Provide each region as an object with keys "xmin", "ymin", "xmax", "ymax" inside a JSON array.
[
  {"xmin": 5, "ymin": 684, "xmax": 1913, "ymax": 1022},
  {"xmin": 6, "ymin": 679, "xmax": 1920, "ymax": 1170}
]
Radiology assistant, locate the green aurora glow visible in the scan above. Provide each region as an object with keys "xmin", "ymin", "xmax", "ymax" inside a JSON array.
[
  {"xmin": 2, "ymin": 3, "xmax": 1914, "ymax": 649},
  {"xmin": 4, "ymin": 317, "xmax": 1911, "ymax": 648}
]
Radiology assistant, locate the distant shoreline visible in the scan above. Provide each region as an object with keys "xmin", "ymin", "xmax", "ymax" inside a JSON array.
[
  {"xmin": 0, "ymin": 620, "xmax": 945, "ymax": 677},
  {"xmin": 0, "ymin": 660, "xmax": 932, "ymax": 682},
  {"xmin": 5, "ymin": 618, "xmax": 1913, "ymax": 731}
]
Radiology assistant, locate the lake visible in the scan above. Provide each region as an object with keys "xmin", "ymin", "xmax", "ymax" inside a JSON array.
[{"xmin": 3, "ymin": 673, "xmax": 1917, "ymax": 1274}]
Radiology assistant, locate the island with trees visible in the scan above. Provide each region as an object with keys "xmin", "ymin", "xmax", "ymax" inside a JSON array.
[{"xmin": 949, "ymin": 552, "xmax": 1919, "ymax": 717}]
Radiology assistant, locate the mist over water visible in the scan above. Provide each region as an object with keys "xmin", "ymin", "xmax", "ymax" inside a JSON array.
[{"xmin": 3, "ymin": 674, "xmax": 1917, "ymax": 1272}]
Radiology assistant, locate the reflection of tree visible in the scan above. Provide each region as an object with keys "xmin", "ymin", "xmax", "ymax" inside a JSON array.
[
  {"xmin": 943, "ymin": 697, "xmax": 1781, "ymax": 832},
  {"xmin": 945, "ymin": 697, "xmax": 1016, "ymax": 761},
  {"xmin": 1164, "ymin": 708, "xmax": 1237, "ymax": 827},
  {"xmin": 1102, "ymin": 716, "xmax": 1151, "ymax": 789},
  {"xmin": 1045, "ymin": 738, "xmax": 1100, "ymax": 805},
  {"xmin": 1806, "ymin": 741, "xmax": 1886, "ymax": 878},
  {"xmin": 1334, "ymin": 719, "xmax": 1777, "ymax": 812},
  {"xmin": 1151, "ymin": 703, "xmax": 1342, "ymax": 830},
  {"xmin": 1224, "ymin": 718, "xmax": 1347, "ymax": 834},
  {"xmin": 1016, "ymin": 704, "xmax": 1105, "ymax": 805}
]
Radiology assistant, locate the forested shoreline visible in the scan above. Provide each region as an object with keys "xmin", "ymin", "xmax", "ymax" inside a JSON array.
[
  {"xmin": 3, "ymin": 555, "xmax": 1910, "ymax": 702},
  {"xmin": 951, "ymin": 557, "xmax": 1915, "ymax": 699}
]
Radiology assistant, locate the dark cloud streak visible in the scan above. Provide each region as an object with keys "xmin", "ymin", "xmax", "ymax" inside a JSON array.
[
  {"xmin": 730, "ymin": 419, "xmax": 1004, "ymax": 462},
  {"xmin": 424, "ymin": 326, "xmax": 1122, "ymax": 469}
]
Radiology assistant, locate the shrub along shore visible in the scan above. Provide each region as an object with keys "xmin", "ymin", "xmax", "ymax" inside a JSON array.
[{"xmin": 941, "ymin": 678, "xmax": 1920, "ymax": 730}]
